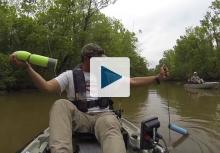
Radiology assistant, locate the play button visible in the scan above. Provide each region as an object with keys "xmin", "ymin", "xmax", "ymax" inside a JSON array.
[
  {"xmin": 90, "ymin": 57, "xmax": 130, "ymax": 97},
  {"xmin": 101, "ymin": 66, "xmax": 122, "ymax": 88}
]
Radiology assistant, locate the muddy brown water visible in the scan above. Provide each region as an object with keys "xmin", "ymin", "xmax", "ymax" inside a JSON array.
[{"xmin": 0, "ymin": 83, "xmax": 220, "ymax": 153}]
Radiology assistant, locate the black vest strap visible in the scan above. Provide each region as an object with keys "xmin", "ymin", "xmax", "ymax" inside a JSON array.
[
  {"xmin": 72, "ymin": 64, "xmax": 86, "ymax": 100},
  {"xmin": 71, "ymin": 64, "xmax": 113, "ymax": 112}
]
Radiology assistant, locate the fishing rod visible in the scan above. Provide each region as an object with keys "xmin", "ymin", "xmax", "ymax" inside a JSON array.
[{"xmin": 164, "ymin": 71, "xmax": 188, "ymax": 135}]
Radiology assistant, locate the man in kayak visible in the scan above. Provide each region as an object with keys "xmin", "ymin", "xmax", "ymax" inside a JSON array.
[
  {"xmin": 10, "ymin": 43, "xmax": 168, "ymax": 153},
  {"xmin": 188, "ymin": 72, "xmax": 204, "ymax": 84}
]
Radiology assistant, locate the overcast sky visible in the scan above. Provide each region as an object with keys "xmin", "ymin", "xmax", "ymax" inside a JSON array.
[{"xmin": 101, "ymin": 0, "xmax": 213, "ymax": 68}]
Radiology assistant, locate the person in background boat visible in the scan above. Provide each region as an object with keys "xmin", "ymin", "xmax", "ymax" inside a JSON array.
[
  {"xmin": 188, "ymin": 72, "xmax": 205, "ymax": 84},
  {"xmin": 9, "ymin": 43, "xmax": 169, "ymax": 153}
]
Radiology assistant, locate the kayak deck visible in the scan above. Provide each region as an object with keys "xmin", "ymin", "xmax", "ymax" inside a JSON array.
[{"xmin": 19, "ymin": 118, "xmax": 166, "ymax": 153}]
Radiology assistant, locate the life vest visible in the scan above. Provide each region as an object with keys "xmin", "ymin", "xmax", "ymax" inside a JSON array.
[{"xmin": 71, "ymin": 64, "xmax": 113, "ymax": 112}]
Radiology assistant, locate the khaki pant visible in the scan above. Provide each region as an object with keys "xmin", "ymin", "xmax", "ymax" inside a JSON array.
[{"xmin": 49, "ymin": 99, "xmax": 126, "ymax": 153}]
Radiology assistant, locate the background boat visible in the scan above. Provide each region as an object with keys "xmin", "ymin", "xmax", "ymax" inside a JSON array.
[{"xmin": 184, "ymin": 82, "xmax": 219, "ymax": 89}]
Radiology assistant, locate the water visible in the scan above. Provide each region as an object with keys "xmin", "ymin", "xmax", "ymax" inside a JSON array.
[{"xmin": 0, "ymin": 83, "xmax": 220, "ymax": 153}]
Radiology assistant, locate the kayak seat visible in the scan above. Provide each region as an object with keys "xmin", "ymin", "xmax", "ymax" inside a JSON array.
[
  {"xmin": 74, "ymin": 132, "xmax": 101, "ymax": 153},
  {"xmin": 73, "ymin": 127, "xmax": 128, "ymax": 153}
]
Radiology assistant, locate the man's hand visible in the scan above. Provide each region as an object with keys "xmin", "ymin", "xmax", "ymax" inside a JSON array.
[
  {"xmin": 9, "ymin": 52, "xmax": 29, "ymax": 69},
  {"xmin": 158, "ymin": 64, "xmax": 169, "ymax": 80},
  {"xmin": 9, "ymin": 52, "xmax": 61, "ymax": 93},
  {"xmin": 130, "ymin": 64, "xmax": 169, "ymax": 87}
]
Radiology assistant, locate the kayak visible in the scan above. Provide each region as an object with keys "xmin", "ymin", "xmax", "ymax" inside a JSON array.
[
  {"xmin": 184, "ymin": 82, "xmax": 219, "ymax": 89},
  {"xmin": 17, "ymin": 117, "xmax": 168, "ymax": 153}
]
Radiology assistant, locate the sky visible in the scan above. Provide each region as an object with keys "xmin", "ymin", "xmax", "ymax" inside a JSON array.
[{"xmin": 101, "ymin": 0, "xmax": 213, "ymax": 68}]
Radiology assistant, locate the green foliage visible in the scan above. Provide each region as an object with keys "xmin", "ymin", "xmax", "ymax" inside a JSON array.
[
  {"xmin": 158, "ymin": 0, "xmax": 220, "ymax": 81},
  {"xmin": 0, "ymin": 53, "xmax": 16, "ymax": 90},
  {"xmin": 0, "ymin": 2, "xmax": 17, "ymax": 53},
  {"xmin": 0, "ymin": 0, "xmax": 147, "ymax": 90}
]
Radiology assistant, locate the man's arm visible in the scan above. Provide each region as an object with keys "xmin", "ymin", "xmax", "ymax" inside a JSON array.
[
  {"xmin": 10, "ymin": 52, "xmax": 61, "ymax": 93},
  {"xmin": 26, "ymin": 64, "xmax": 60, "ymax": 93},
  {"xmin": 130, "ymin": 76, "xmax": 159, "ymax": 87},
  {"xmin": 130, "ymin": 65, "xmax": 168, "ymax": 87}
]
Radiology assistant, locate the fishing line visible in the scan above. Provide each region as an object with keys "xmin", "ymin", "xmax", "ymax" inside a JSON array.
[
  {"xmin": 46, "ymin": 27, "xmax": 57, "ymax": 77},
  {"xmin": 164, "ymin": 83, "xmax": 189, "ymax": 153},
  {"xmin": 166, "ymin": 83, "xmax": 188, "ymax": 136},
  {"xmin": 166, "ymin": 87, "xmax": 172, "ymax": 141}
]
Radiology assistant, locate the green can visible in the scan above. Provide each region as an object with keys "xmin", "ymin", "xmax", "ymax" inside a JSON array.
[
  {"xmin": 15, "ymin": 51, "xmax": 31, "ymax": 61},
  {"xmin": 15, "ymin": 51, "xmax": 58, "ymax": 71}
]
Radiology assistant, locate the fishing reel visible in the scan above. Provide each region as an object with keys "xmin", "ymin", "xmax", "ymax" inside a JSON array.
[{"xmin": 140, "ymin": 117, "xmax": 168, "ymax": 153}]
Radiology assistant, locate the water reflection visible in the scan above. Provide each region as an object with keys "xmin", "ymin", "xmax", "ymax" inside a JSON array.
[
  {"xmin": 116, "ymin": 83, "xmax": 220, "ymax": 153},
  {"xmin": 113, "ymin": 87, "xmax": 150, "ymax": 124},
  {"xmin": 0, "ymin": 90, "xmax": 59, "ymax": 153},
  {"xmin": 184, "ymin": 88, "xmax": 220, "ymax": 100},
  {"xmin": 152, "ymin": 83, "xmax": 220, "ymax": 153}
]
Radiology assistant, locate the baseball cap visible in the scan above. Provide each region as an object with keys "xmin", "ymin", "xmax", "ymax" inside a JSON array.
[{"xmin": 81, "ymin": 43, "xmax": 106, "ymax": 58}]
